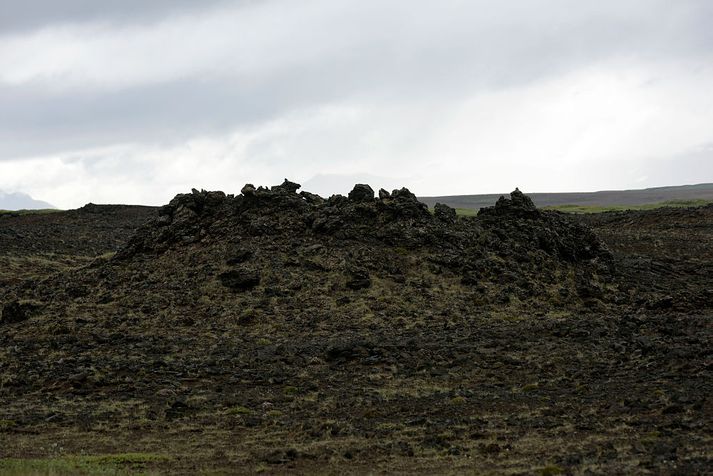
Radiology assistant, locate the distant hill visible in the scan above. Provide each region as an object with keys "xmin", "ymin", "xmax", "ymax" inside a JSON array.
[
  {"xmin": 419, "ymin": 183, "xmax": 713, "ymax": 210},
  {"xmin": 0, "ymin": 191, "xmax": 55, "ymax": 211}
]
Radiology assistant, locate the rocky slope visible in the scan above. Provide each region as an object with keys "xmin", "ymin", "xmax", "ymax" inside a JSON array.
[
  {"xmin": 0, "ymin": 182, "xmax": 710, "ymax": 474},
  {"xmin": 0, "ymin": 204, "xmax": 157, "ymax": 288}
]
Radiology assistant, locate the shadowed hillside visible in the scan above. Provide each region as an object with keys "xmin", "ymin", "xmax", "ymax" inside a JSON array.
[{"xmin": 0, "ymin": 204, "xmax": 157, "ymax": 286}]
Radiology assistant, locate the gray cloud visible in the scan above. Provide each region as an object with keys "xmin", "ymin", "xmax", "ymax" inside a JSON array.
[
  {"xmin": 0, "ymin": 0, "xmax": 234, "ymax": 32},
  {"xmin": 638, "ymin": 145, "xmax": 713, "ymax": 187},
  {"xmin": 3, "ymin": 1, "xmax": 712, "ymax": 159},
  {"xmin": 1, "ymin": 0, "xmax": 712, "ymax": 206},
  {"xmin": 0, "ymin": 78, "xmax": 308, "ymax": 158}
]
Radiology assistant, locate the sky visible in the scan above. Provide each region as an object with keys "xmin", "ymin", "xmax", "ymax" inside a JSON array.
[{"xmin": 1, "ymin": 0, "xmax": 712, "ymax": 208}]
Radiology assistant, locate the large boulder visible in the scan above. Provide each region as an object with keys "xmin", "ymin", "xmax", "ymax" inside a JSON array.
[
  {"xmin": 479, "ymin": 188, "xmax": 539, "ymax": 218},
  {"xmin": 434, "ymin": 203, "xmax": 457, "ymax": 223},
  {"xmin": 345, "ymin": 265, "xmax": 371, "ymax": 290},
  {"xmin": 388, "ymin": 187, "xmax": 430, "ymax": 218},
  {"xmin": 348, "ymin": 184, "xmax": 375, "ymax": 202},
  {"xmin": 241, "ymin": 184, "xmax": 257, "ymax": 196}
]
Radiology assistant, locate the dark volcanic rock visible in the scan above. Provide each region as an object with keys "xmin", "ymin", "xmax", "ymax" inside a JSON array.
[
  {"xmin": 219, "ymin": 267, "xmax": 260, "ymax": 291},
  {"xmin": 1, "ymin": 301, "xmax": 38, "ymax": 325},
  {"xmin": 345, "ymin": 265, "xmax": 371, "ymax": 290},
  {"xmin": 0, "ymin": 204, "xmax": 156, "ymax": 262},
  {"xmin": 348, "ymin": 184, "xmax": 375, "ymax": 202},
  {"xmin": 272, "ymin": 179, "xmax": 301, "ymax": 194},
  {"xmin": 226, "ymin": 249, "xmax": 253, "ymax": 265},
  {"xmin": 116, "ymin": 182, "xmax": 611, "ymax": 302},
  {"xmin": 300, "ymin": 191, "xmax": 324, "ymax": 205},
  {"xmin": 434, "ymin": 203, "xmax": 457, "ymax": 223},
  {"xmin": 388, "ymin": 188, "xmax": 431, "ymax": 218},
  {"xmin": 310, "ymin": 186, "xmax": 433, "ymax": 241},
  {"xmin": 479, "ymin": 188, "xmax": 539, "ymax": 218}
]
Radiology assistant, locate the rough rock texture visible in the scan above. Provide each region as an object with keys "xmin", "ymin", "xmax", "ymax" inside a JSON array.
[
  {"xmin": 479, "ymin": 187, "xmax": 539, "ymax": 218},
  {"xmin": 0, "ymin": 182, "xmax": 710, "ymax": 474},
  {"xmin": 433, "ymin": 203, "xmax": 457, "ymax": 223},
  {"xmin": 116, "ymin": 184, "xmax": 611, "ymax": 303},
  {"xmin": 0, "ymin": 204, "xmax": 156, "ymax": 258},
  {"xmin": 219, "ymin": 267, "xmax": 261, "ymax": 291},
  {"xmin": 0, "ymin": 204, "xmax": 157, "ymax": 288},
  {"xmin": 347, "ymin": 184, "xmax": 375, "ymax": 202},
  {"xmin": 0, "ymin": 301, "xmax": 38, "ymax": 325}
]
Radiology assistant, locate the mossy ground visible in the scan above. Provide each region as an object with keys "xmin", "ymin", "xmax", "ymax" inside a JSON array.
[
  {"xmin": 0, "ymin": 454, "xmax": 168, "ymax": 476},
  {"xmin": 1, "ymin": 199, "xmax": 711, "ymax": 474}
]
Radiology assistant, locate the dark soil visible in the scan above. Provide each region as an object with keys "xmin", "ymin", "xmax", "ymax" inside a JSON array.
[{"xmin": 0, "ymin": 183, "xmax": 710, "ymax": 475}]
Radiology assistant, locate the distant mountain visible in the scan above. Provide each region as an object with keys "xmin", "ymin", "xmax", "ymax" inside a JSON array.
[
  {"xmin": 0, "ymin": 191, "xmax": 55, "ymax": 210},
  {"xmin": 419, "ymin": 183, "xmax": 713, "ymax": 210}
]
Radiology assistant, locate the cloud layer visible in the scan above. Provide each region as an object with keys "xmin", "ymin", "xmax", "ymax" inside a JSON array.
[{"xmin": 1, "ymin": 0, "xmax": 712, "ymax": 207}]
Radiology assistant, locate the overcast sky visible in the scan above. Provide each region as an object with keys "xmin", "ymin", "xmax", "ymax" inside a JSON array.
[{"xmin": 1, "ymin": 0, "xmax": 712, "ymax": 208}]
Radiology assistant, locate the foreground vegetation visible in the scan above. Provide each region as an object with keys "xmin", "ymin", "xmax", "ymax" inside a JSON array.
[{"xmin": 0, "ymin": 453, "xmax": 169, "ymax": 475}]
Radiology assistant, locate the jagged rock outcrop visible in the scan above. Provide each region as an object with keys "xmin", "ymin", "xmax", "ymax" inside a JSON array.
[
  {"xmin": 348, "ymin": 184, "xmax": 375, "ymax": 202},
  {"xmin": 478, "ymin": 187, "xmax": 538, "ymax": 218},
  {"xmin": 114, "ymin": 181, "xmax": 611, "ymax": 304}
]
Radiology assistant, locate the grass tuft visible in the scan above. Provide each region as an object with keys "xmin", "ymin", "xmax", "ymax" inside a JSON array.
[
  {"xmin": 226, "ymin": 405, "xmax": 252, "ymax": 415},
  {"xmin": 0, "ymin": 453, "xmax": 170, "ymax": 475}
]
